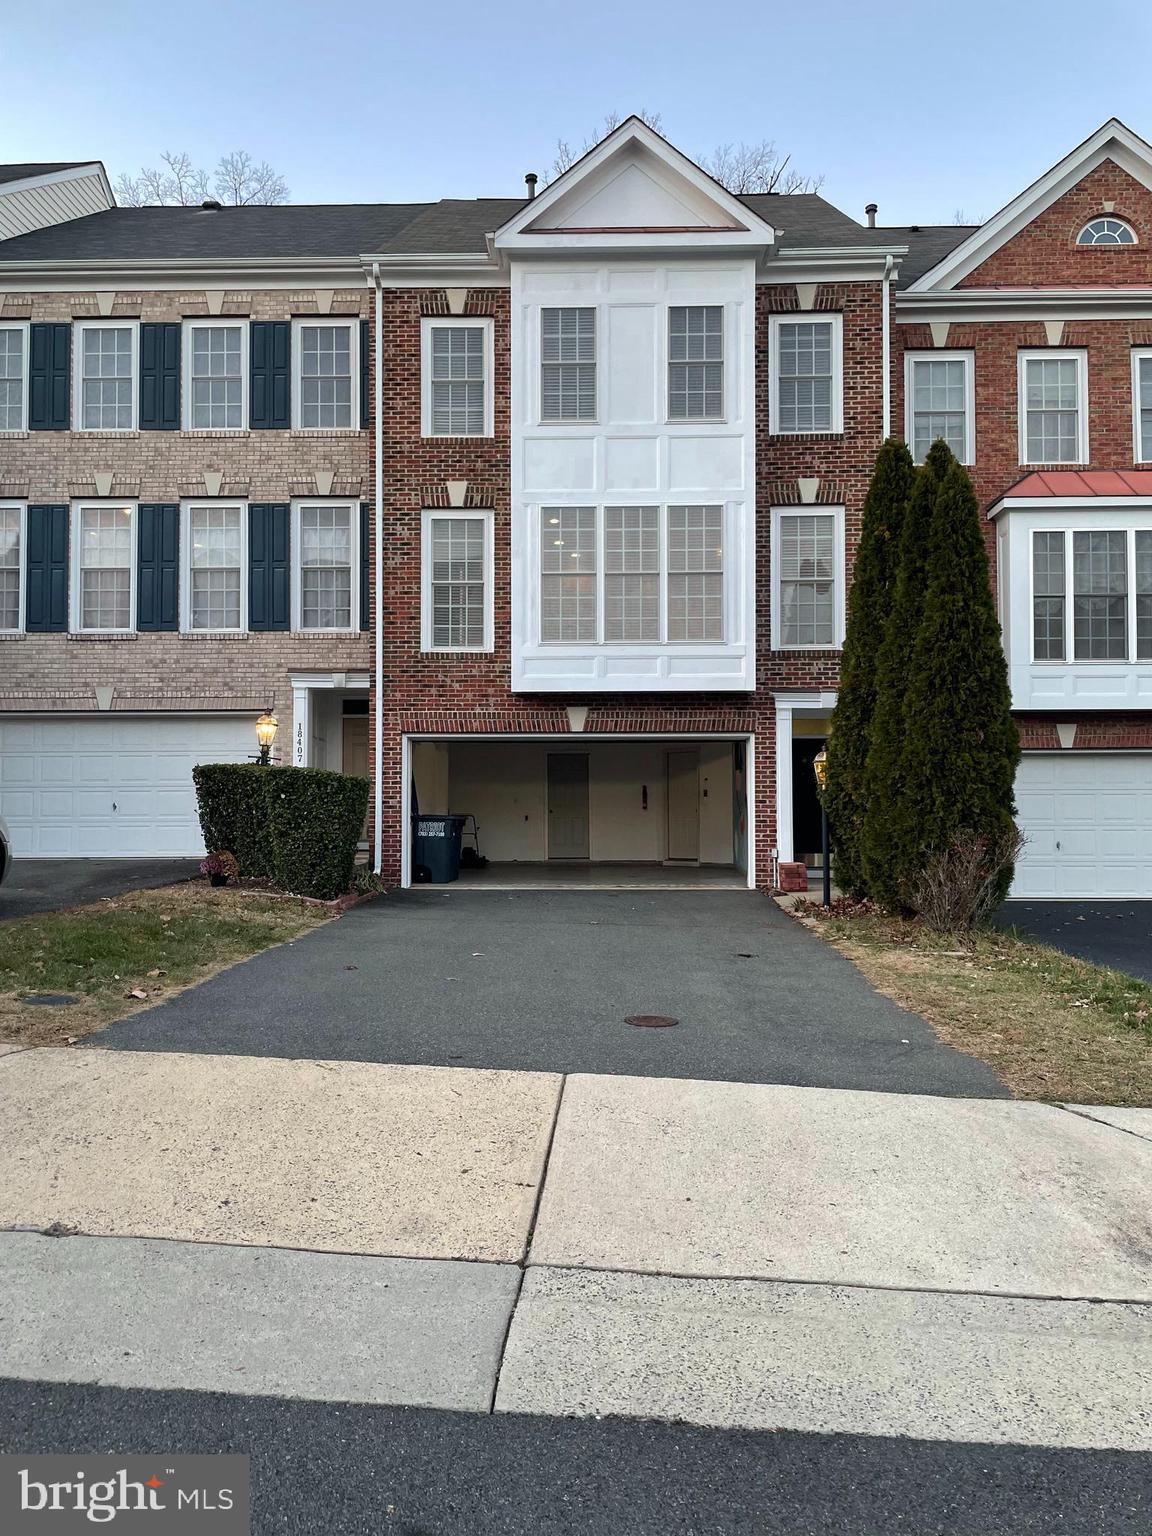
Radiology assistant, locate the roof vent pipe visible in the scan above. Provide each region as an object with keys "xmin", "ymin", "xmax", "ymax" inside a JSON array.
[
  {"xmin": 524, "ymin": 172, "xmax": 538, "ymax": 201},
  {"xmin": 865, "ymin": 202, "xmax": 877, "ymax": 228},
  {"xmin": 201, "ymin": 199, "xmax": 222, "ymax": 211}
]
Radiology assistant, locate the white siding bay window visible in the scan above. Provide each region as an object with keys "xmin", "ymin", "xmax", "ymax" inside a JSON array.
[
  {"xmin": 996, "ymin": 499, "xmax": 1152, "ymax": 708},
  {"xmin": 511, "ymin": 260, "xmax": 755, "ymax": 691}
]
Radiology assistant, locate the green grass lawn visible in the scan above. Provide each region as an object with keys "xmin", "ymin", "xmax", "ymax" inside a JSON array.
[
  {"xmin": 0, "ymin": 883, "xmax": 332, "ymax": 1047},
  {"xmin": 794, "ymin": 904, "xmax": 1152, "ymax": 1105}
]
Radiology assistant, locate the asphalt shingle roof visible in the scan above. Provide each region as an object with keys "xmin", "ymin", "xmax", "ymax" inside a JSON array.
[{"xmin": 0, "ymin": 162, "xmax": 92, "ymax": 187}]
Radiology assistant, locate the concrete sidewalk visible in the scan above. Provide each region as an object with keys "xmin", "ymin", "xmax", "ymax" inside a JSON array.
[{"xmin": 1, "ymin": 1047, "xmax": 1150, "ymax": 1449}]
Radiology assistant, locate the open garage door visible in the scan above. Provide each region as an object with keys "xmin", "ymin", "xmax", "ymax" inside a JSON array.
[
  {"xmin": 1011, "ymin": 752, "xmax": 1152, "ymax": 898},
  {"xmin": 0, "ymin": 715, "xmax": 257, "ymax": 857}
]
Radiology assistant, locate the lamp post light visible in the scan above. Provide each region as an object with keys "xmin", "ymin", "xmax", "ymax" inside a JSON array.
[
  {"xmin": 255, "ymin": 709, "xmax": 279, "ymax": 767},
  {"xmin": 812, "ymin": 747, "xmax": 832, "ymax": 909}
]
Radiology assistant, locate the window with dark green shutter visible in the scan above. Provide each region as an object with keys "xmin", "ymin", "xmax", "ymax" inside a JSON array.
[
  {"xmin": 360, "ymin": 501, "xmax": 371, "ymax": 631},
  {"xmin": 360, "ymin": 320, "xmax": 371, "ymax": 428},
  {"xmin": 139, "ymin": 324, "xmax": 180, "ymax": 430},
  {"xmin": 27, "ymin": 324, "xmax": 71, "ymax": 432},
  {"xmin": 248, "ymin": 503, "xmax": 290, "ymax": 630},
  {"xmin": 137, "ymin": 503, "xmax": 180, "ymax": 630},
  {"xmin": 249, "ymin": 322, "xmax": 290, "ymax": 430},
  {"xmin": 24, "ymin": 504, "xmax": 68, "ymax": 631}
]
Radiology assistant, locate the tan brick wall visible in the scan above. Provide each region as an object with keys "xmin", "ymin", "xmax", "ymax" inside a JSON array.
[{"xmin": 0, "ymin": 286, "xmax": 372, "ymax": 746}]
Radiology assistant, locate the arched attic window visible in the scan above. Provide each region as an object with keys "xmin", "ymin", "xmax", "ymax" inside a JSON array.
[{"xmin": 1077, "ymin": 217, "xmax": 1137, "ymax": 245}]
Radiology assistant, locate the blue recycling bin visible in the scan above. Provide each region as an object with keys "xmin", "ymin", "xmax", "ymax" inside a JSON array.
[{"xmin": 412, "ymin": 815, "xmax": 467, "ymax": 883}]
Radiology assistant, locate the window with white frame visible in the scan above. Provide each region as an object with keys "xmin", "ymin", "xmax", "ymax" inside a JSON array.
[
  {"xmin": 1134, "ymin": 350, "xmax": 1152, "ymax": 462},
  {"xmin": 605, "ymin": 506, "xmax": 659, "ymax": 641},
  {"xmin": 775, "ymin": 510, "xmax": 840, "ymax": 648},
  {"xmin": 1030, "ymin": 526, "xmax": 1152, "ymax": 662},
  {"xmin": 75, "ymin": 504, "xmax": 134, "ymax": 631},
  {"xmin": 422, "ymin": 318, "xmax": 491, "ymax": 436},
  {"xmin": 539, "ymin": 504, "xmax": 724, "ymax": 645},
  {"xmin": 1077, "ymin": 218, "xmax": 1136, "ymax": 245},
  {"xmin": 770, "ymin": 315, "xmax": 842, "ymax": 434},
  {"xmin": 421, "ymin": 510, "xmax": 492, "ymax": 651},
  {"xmin": 76, "ymin": 323, "xmax": 136, "ymax": 431},
  {"xmin": 1019, "ymin": 351, "xmax": 1087, "ymax": 464},
  {"xmin": 905, "ymin": 352, "xmax": 973, "ymax": 464},
  {"xmin": 294, "ymin": 322, "xmax": 355, "ymax": 429},
  {"xmin": 0, "ymin": 325, "xmax": 27, "ymax": 432},
  {"xmin": 0, "ymin": 504, "xmax": 22, "ymax": 631},
  {"xmin": 186, "ymin": 504, "xmax": 244, "ymax": 630},
  {"xmin": 296, "ymin": 503, "xmax": 354, "ymax": 630},
  {"xmin": 541, "ymin": 308, "xmax": 595, "ymax": 421},
  {"xmin": 668, "ymin": 306, "xmax": 723, "ymax": 420},
  {"xmin": 185, "ymin": 322, "xmax": 246, "ymax": 430}
]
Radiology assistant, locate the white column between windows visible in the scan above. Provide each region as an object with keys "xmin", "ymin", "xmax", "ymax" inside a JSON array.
[{"xmin": 774, "ymin": 700, "xmax": 794, "ymax": 864}]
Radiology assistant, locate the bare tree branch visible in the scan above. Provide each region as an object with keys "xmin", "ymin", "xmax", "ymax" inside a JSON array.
[
  {"xmin": 700, "ymin": 140, "xmax": 823, "ymax": 195},
  {"xmin": 112, "ymin": 150, "xmax": 288, "ymax": 206},
  {"xmin": 952, "ymin": 207, "xmax": 981, "ymax": 226},
  {"xmin": 547, "ymin": 110, "xmax": 664, "ymax": 183}
]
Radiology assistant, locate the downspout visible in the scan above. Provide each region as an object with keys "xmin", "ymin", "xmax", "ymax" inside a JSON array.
[
  {"xmin": 371, "ymin": 260, "xmax": 384, "ymax": 876},
  {"xmin": 881, "ymin": 253, "xmax": 893, "ymax": 439}
]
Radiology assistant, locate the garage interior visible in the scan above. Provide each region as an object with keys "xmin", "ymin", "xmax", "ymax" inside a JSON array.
[{"xmin": 409, "ymin": 737, "xmax": 751, "ymax": 888}]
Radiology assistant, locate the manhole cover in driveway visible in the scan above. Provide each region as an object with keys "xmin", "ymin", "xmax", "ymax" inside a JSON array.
[
  {"xmin": 21, "ymin": 994, "xmax": 80, "ymax": 1006},
  {"xmin": 625, "ymin": 1014, "xmax": 679, "ymax": 1028}
]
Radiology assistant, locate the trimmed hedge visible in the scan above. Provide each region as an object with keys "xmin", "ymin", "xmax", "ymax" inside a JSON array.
[
  {"xmin": 192, "ymin": 763, "xmax": 274, "ymax": 878},
  {"xmin": 262, "ymin": 766, "xmax": 369, "ymax": 900},
  {"xmin": 192, "ymin": 762, "xmax": 369, "ymax": 898}
]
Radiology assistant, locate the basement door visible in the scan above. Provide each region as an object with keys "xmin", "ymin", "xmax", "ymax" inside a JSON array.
[
  {"xmin": 547, "ymin": 752, "xmax": 590, "ymax": 860},
  {"xmin": 666, "ymin": 748, "xmax": 700, "ymax": 862}
]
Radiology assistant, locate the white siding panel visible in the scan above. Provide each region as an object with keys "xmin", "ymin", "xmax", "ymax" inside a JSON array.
[{"xmin": 0, "ymin": 171, "xmax": 111, "ymax": 240}]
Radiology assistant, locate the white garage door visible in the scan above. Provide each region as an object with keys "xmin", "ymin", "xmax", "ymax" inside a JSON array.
[
  {"xmin": 1012, "ymin": 753, "xmax": 1152, "ymax": 899},
  {"xmin": 0, "ymin": 715, "xmax": 257, "ymax": 858}
]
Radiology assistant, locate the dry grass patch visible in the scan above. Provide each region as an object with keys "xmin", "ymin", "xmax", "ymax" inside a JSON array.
[
  {"xmin": 0, "ymin": 882, "xmax": 332, "ymax": 1047},
  {"xmin": 792, "ymin": 903, "xmax": 1152, "ymax": 1106}
]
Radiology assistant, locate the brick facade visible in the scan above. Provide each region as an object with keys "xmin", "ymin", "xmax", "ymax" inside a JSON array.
[{"xmin": 0, "ymin": 287, "xmax": 371, "ymax": 751}]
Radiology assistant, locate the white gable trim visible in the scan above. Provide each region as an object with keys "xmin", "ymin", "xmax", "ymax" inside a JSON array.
[
  {"xmin": 494, "ymin": 117, "xmax": 776, "ymax": 255},
  {"xmin": 908, "ymin": 119, "xmax": 1152, "ymax": 294}
]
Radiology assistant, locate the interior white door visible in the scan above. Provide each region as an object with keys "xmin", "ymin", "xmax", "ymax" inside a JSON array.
[
  {"xmin": 666, "ymin": 748, "xmax": 701, "ymax": 862},
  {"xmin": 1011, "ymin": 752, "xmax": 1152, "ymax": 898},
  {"xmin": 0, "ymin": 714, "xmax": 256, "ymax": 857},
  {"xmin": 547, "ymin": 752, "xmax": 590, "ymax": 860}
]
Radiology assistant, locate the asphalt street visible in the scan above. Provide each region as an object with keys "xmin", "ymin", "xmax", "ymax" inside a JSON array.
[{"xmin": 2, "ymin": 1378, "xmax": 1148, "ymax": 1536}]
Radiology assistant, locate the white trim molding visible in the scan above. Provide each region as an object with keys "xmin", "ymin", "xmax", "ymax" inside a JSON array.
[{"xmin": 420, "ymin": 507, "xmax": 495, "ymax": 653}]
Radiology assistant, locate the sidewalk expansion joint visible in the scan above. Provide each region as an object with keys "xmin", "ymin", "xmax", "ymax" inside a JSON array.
[{"xmin": 1055, "ymin": 1102, "xmax": 1152, "ymax": 1145}]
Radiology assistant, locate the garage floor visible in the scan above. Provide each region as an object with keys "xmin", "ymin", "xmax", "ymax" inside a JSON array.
[{"xmin": 453, "ymin": 863, "xmax": 746, "ymax": 890}]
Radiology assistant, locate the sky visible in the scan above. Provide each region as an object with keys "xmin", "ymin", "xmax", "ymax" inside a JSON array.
[{"xmin": 2, "ymin": 0, "xmax": 1151, "ymax": 227}]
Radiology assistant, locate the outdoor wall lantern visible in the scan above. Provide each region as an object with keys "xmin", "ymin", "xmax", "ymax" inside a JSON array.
[{"xmin": 255, "ymin": 709, "xmax": 279, "ymax": 766}]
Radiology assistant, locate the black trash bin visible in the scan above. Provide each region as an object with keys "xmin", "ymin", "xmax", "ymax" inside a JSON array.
[{"xmin": 412, "ymin": 815, "xmax": 467, "ymax": 883}]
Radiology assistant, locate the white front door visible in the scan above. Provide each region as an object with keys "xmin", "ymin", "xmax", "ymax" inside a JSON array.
[
  {"xmin": 1011, "ymin": 752, "xmax": 1152, "ymax": 898},
  {"xmin": 0, "ymin": 714, "xmax": 256, "ymax": 857},
  {"xmin": 666, "ymin": 748, "xmax": 700, "ymax": 862},
  {"xmin": 547, "ymin": 752, "xmax": 590, "ymax": 860}
]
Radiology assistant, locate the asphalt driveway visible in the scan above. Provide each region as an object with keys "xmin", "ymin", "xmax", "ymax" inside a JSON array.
[
  {"xmin": 997, "ymin": 901, "xmax": 1152, "ymax": 984},
  {"xmin": 0, "ymin": 858, "xmax": 200, "ymax": 921},
  {"xmin": 97, "ymin": 891, "xmax": 1006, "ymax": 1096}
]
